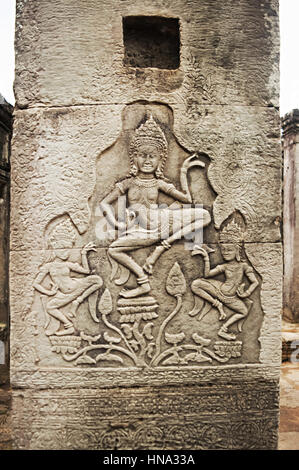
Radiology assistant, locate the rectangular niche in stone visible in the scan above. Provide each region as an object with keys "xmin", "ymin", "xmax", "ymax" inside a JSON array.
[{"xmin": 123, "ymin": 16, "xmax": 180, "ymax": 69}]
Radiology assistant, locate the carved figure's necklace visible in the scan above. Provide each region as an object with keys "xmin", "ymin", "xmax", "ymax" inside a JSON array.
[{"xmin": 135, "ymin": 176, "xmax": 158, "ymax": 187}]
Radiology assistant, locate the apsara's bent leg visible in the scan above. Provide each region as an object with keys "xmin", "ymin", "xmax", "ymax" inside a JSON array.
[
  {"xmin": 46, "ymin": 295, "xmax": 75, "ymax": 335},
  {"xmin": 108, "ymin": 235, "xmax": 159, "ymax": 298},
  {"xmin": 218, "ymin": 297, "xmax": 250, "ymax": 340},
  {"xmin": 191, "ymin": 279, "xmax": 226, "ymax": 320},
  {"xmin": 70, "ymin": 275, "xmax": 103, "ymax": 322},
  {"xmin": 144, "ymin": 208, "xmax": 211, "ymax": 274}
]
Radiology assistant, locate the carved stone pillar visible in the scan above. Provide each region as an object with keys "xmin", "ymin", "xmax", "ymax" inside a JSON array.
[
  {"xmin": 0, "ymin": 95, "xmax": 12, "ymax": 450},
  {"xmin": 282, "ymin": 109, "xmax": 299, "ymax": 323},
  {"xmin": 0, "ymin": 95, "xmax": 12, "ymax": 367},
  {"xmin": 11, "ymin": 0, "xmax": 281, "ymax": 449}
]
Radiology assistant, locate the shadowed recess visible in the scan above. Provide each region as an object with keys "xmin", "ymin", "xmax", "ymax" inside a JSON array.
[{"xmin": 123, "ymin": 16, "xmax": 180, "ymax": 69}]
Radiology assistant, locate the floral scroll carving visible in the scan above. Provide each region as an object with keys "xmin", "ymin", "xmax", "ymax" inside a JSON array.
[{"xmin": 30, "ymin": 106, "xmax": 263, "ymax": 370}]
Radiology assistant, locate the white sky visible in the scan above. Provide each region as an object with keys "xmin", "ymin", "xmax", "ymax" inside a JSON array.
[
  {"xmin": 0, "ymin": 0, "xmax": 15, "ymax": 105},
  {"xmin": 0, "ymin": 0, "xmax": 298, "ymax": 116}
]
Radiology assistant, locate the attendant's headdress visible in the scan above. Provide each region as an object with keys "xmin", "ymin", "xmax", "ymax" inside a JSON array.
[
  {"xmin": 47, "ymin": 219, "xmax": 76, "ymax": 250},
  {"xmin": 219, "ymin": 219, "xmax": 245, "ymax": 261}
]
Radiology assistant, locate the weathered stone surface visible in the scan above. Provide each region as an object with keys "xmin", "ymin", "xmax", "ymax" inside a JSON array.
[
  {"xmin": 0, "ymin": 95, "xmax": 12, "ymax": 343},
  {"xmin": 0, "ymin": 367, "xmax": 12, "ymax": 450},
  {"xmin": 10, "ymin": 242, "xmax": 282, "ymax": 388},
  {"xmin": 11, "ymin": 381, "xmax": 279, "ymax": 450},
  {"xmin": 11, "ymin": 103, "xmax": 281, "ymax": 253},
  {"xmin": 11, "ymin": 0, "xmax": 281, "ymax": 450},
  {"xmin": 14, "ymin": 0, "xmax": 279, "ymax": 109},
  {"xmin": 10, "ymin": 105, "xmax": 123, "ymax": 252},
  {"xmin": 282, "ymin": 109, "xmax": 299, "ymax": 323},
  {"xmin": 0, "ymin": 97, "xmax": 12, "ymax": 450}
]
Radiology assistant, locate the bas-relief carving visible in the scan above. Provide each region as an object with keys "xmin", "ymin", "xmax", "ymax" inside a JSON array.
[
  {"xmin": 14, "ymin": 415, "xmax": 279, "ymax": 450},
  {"xmin": 11, "ymin": 2, "xmax": 281, "ymax": 451},
  {"xmin": 10, "ymin": 106, "xmax": 123, "ymax": 252},
  {"xmin": 28, "ymin": 104, "xmax": 268, "ymax": 371},
  {"xmin": 171, "ymin": 105, "xmax": 281, "ymax": 243},
  {"xmin": 99, "ymin": 114, "xmax": 210, "ymax": 298},
  {"xmin": 9, "ymin": 106, "xmax": 124, "ymax": 366},
  {"xmin": 11, "ymin": 381, "xmax": 279, "ymax": 450},
  {"xmin": 33, "ymin": 219, "xmax": 102, "ymax": 337},
  {"xmin": 189, "ymin": 221, "xmax": 259, "ymax": 342}
]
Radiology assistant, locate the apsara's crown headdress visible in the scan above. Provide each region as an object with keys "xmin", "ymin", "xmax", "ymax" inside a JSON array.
[
  {"xmin": 219, "ymin": 219, "xmax": 244, "ymax": 244},
  {"xmin": 129, "ymin": 115, "xmax": 168, "ymax": 175},
  {"xmin": 47, "ymin": 219, "xmax": 76, "ymax": 250},
  {"xmin": 131, "ymin": 115, "xmax": 168, "ymax": 153}
]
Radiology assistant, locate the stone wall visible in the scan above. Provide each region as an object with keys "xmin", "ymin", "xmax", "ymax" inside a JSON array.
[
  {"xmin": 282, "ymin": 109, "xmax": 299, "ymax": 323},
  {"xmin": 11, "ymin": 0, "xmax": 281, "ymax": 449},
  {"xmin": 0, "ymin": 95, "xmax": 11, "ymax": 329},
  {"xmin": 0, "ymin": 94, "xmax": 12, "ymax": 450}
]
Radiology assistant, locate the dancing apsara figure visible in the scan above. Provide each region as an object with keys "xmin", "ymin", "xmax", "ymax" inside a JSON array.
[
  {"xmin": 99, "ymin": 115, "xmax": 211, "ymax": 299},
  {"xmin": 189, "ymin": 221, "xmax": 259, "ymax": 341},
  {"xmin": 34, "ymin": 220, "xmax": 103, "ymax": 336}
]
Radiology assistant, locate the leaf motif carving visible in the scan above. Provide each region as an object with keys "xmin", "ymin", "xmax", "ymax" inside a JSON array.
[
  {"xmin": 98, "ymin": 288, "xmax": 113, "ymax": 315},
  {"xmin": 192, "ymin": 333, "xmax": 211, "ymax": 346},
  {"xmin": 103, "ymin": 331, "xmax": 121, "ymax": 344},
  {"xmin": 96, "ymin": 353, "xmax": 123, "ymax": 364},
  {"xmin": 120, "ymin": 324, "xmax": 133, "ymax": 339},
  {"xmin": 129, "ymin": 340, "xmax": 140, "ymax": 352},
  {"xmin": 75, "ymin": 355, "xmax": 96, "ymax": 365},
  {"xmin": 184, "ymin": 352, "xmax": 212, "ymax": 363},
  {"xmin": 80, "ymin": 332, "xmax": 101, "ymax": 344},
  {"xmin": 166, "ymin": 262, "xmax": 186, "ymax": 297},
  {"xmin": 162, "ymin": 352, "xmax": 188, "ymax": 366},
  {"xmin": 146, "ymin": 342, "xmax": 156, "ymax": 359},
  {"xmin": 143, "ymin": 323, "xmax": 154, "ymax": 341},
  {"xmin": 165, "ymin": 332, "xmax": 185, "ymax": 345}
]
